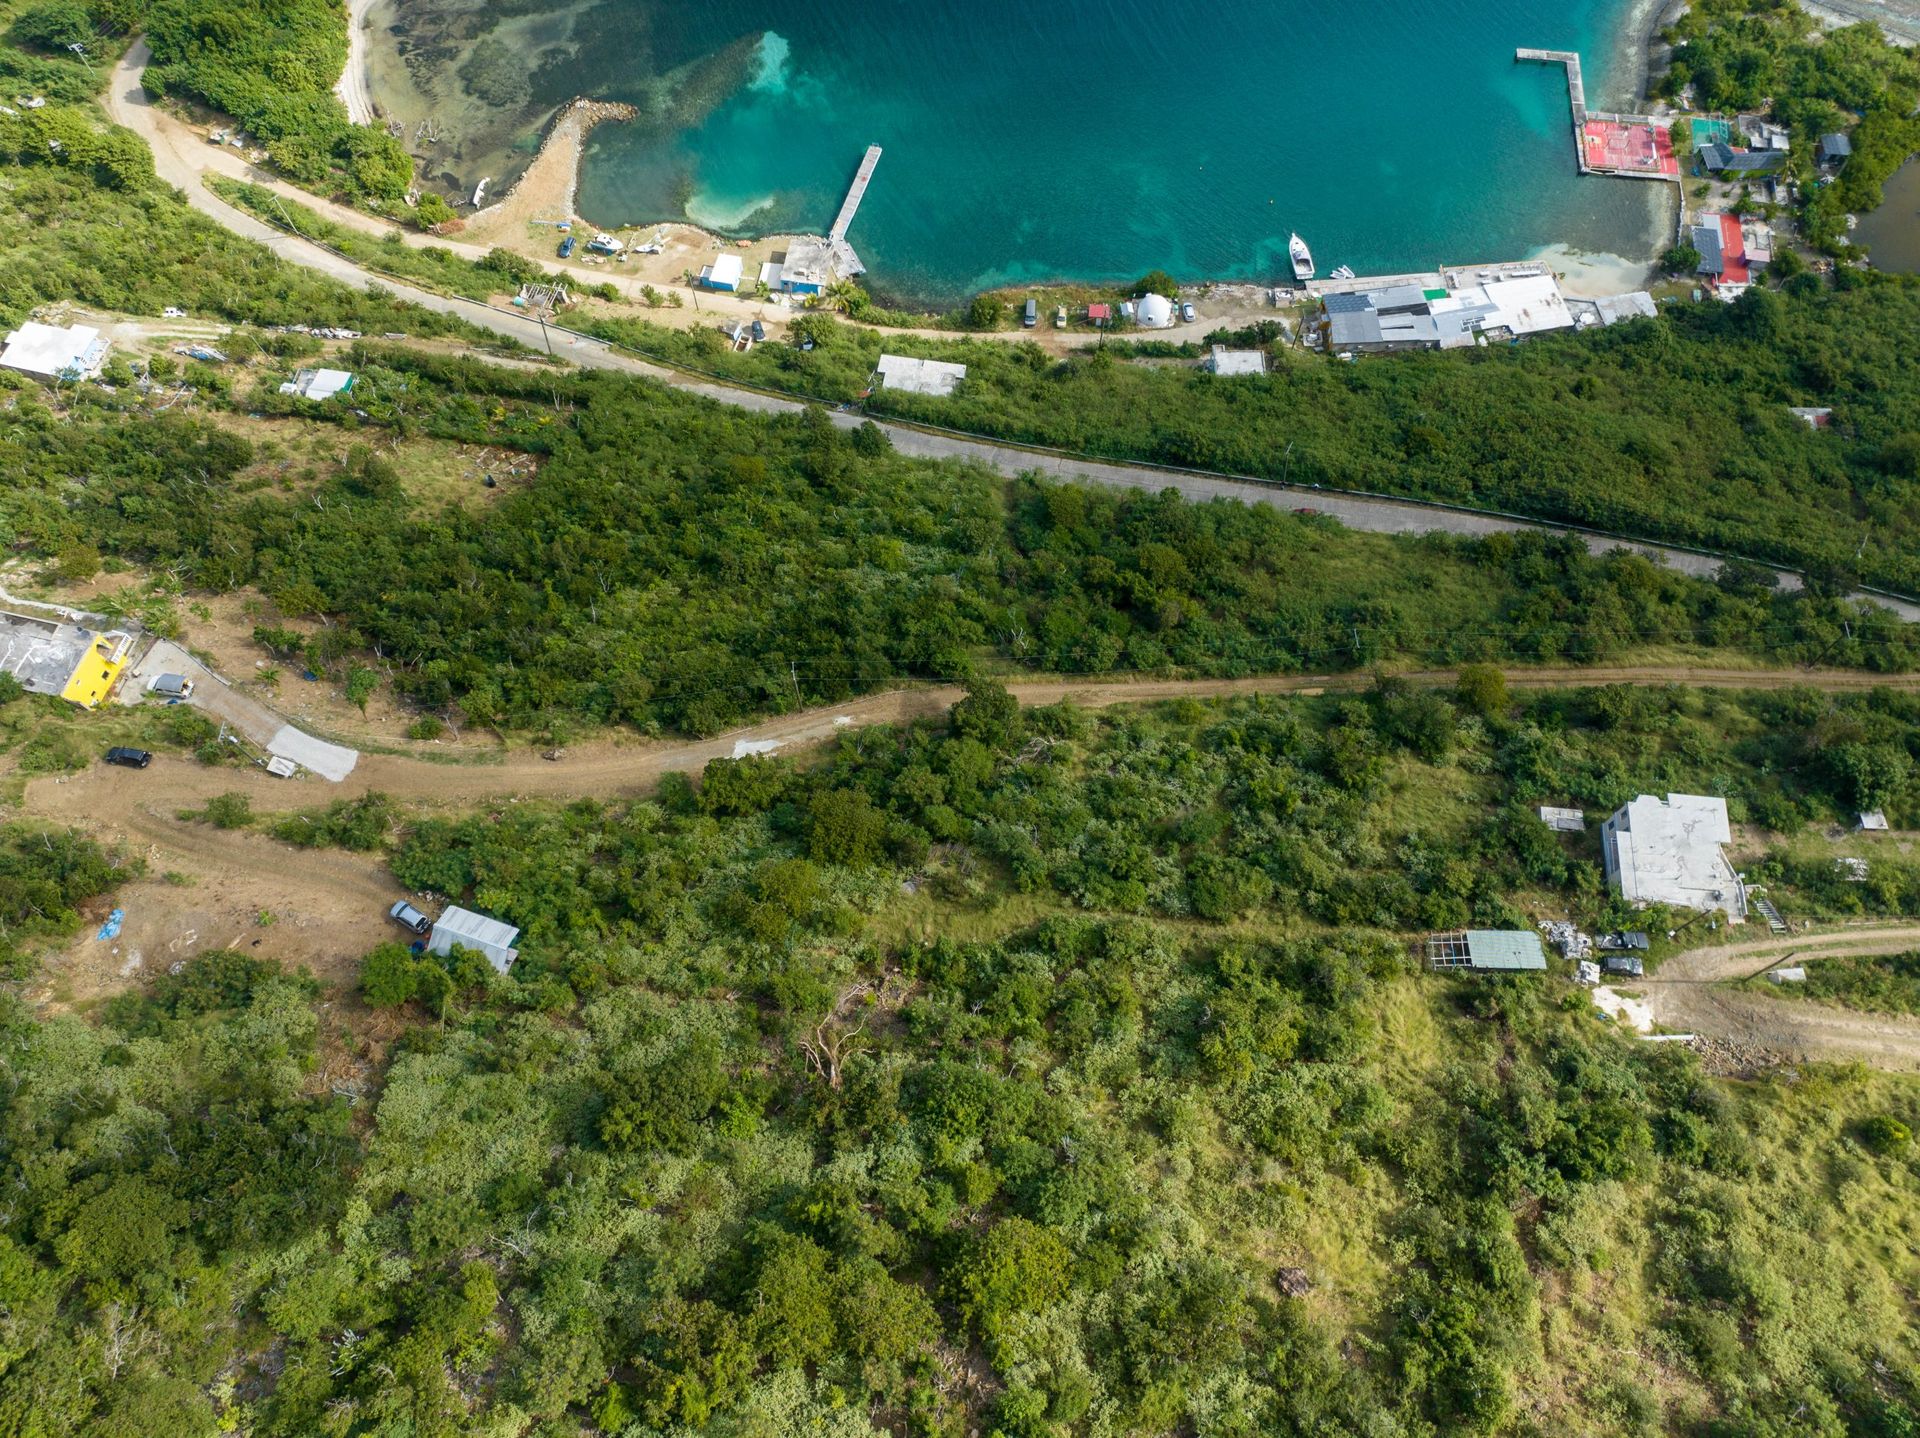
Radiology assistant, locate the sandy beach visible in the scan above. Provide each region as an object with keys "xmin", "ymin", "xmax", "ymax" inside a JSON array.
[{"xmin": 335, "ymin": 0, "xmax": 376, "ymax": 126}]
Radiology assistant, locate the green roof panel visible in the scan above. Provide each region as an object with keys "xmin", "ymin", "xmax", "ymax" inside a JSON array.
[{"xmin": 1465, "ymin": 930, "xmax": 1547, "ymax": 970}]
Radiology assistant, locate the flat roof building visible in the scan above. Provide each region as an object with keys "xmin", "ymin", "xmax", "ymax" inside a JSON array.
[
  {"xmin": 60, "ymin": 630, "xmax": 135, "ymax": 709},
  {"xmin": 1320, "ymin": 275, "xmax": 1574, "ymax": 354},
  {"xmin": 1, "ymin": 321, "xmax": 109, "ymax": 382},
  {"xmin": 778, "ymin": 236, "xmax": 834, "ymax": 294},
  {"xmin": 1601, "ymin": 793, "xmax": 1746, "ymax": 921},
  {"xmin": 0, "ymin": 609, "xmax": 136, "ymax": 708},
  {"xmin": 874, "ymin": 353, "xmax": 967, "ymax": 397},
  {"xmin": 1538, "ymin": 806, "xmax": 1586, "ymax": 833},
  {"xmin": 1591, "ymin": 291, "xmax": 1658, "ymax": 325},
  {"xmin": 428, "ymin": 905, "xmax": 521, "ymax": 973},
  {"xmin": 1817, "ymin": 132, "xmax": 1852, "ymax": 166},
  {"xmin": 699, "ymin": 253, "xmax": 744, "ymax": 291},
  {"xmin": 1427, "ymin": 930, "xmax": 1548, "ymax": 973}
]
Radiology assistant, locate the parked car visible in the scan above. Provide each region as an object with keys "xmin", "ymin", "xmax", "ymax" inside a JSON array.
[
  {"xmin": 1022, "ymin": 298, "xmax": 1038, "ymax": 328},
  {"xmin": 146, "ymin": 672, "xmax": 194, "ymax": 699},
  {"xmin": 389, "ymin": 900, "xmax": 432, "ymax": 935},
  {"xmin": 558, "ymin": 236, "xmax": 575, "ymax": 259},
  {"xmin": 1601, "ymin": 954, "xmax": 1645, "ymax": 979},
  {"xmin": 104, "ymin": 746, "xmax": 152, "ymax": 769},
  {"xmin": 1180, "ymin": 301, "xmax": 1197, "ymax": 323},
  {"xmin": 1053, "ymin": 306, "xmax": 1067, "ymax": 329}
]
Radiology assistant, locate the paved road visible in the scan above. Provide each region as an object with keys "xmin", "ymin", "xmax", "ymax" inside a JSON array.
[
  {"xmin": 1801, "ymin": 0, "xmax": 1920, "ymax": 44},
  {"xmin": 102, "ymin": 43, "xmax": 1920, "ymax": 623}
]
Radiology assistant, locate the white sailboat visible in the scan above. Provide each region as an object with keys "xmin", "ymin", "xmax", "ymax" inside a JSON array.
[{"xmin": 1289, "ymin": 232, "xmax": 1314, "ymax": 282}]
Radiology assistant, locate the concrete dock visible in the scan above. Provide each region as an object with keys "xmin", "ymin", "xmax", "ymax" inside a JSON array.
[
  {"xmin": 826, "ymin": 144, "xmax": 882, "ymax": 279},
  {"xmin": 1517, "ymin": 47, "xmax": 1681, "ymax": 186},
  {"xmin": 830, "ymin": 145, "xmax": 883, "ymax": 243},
  {"xmin": 1517, "ymin": 48, "xmax": 1592, "ymax": 172}
]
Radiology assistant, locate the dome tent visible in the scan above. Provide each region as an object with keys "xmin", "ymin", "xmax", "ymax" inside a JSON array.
[{"xmin": 1135, "ymin": 293, "xmax": 1174, "ymax": 328}]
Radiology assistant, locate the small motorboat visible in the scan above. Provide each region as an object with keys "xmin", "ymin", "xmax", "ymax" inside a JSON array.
[{"xmin": 1289, "ymin": 232, "xmax": 1315, "ymax": 282}]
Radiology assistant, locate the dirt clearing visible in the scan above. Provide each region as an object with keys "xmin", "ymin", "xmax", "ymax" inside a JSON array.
[{"xmin": 24, "ymin": 789, "xmax": 401, "ymax": 1010}]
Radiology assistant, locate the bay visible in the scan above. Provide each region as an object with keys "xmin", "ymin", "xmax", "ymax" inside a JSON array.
[{"xmin": 573, "ymin": 0, "xmax": 1670, "ymax": 303}]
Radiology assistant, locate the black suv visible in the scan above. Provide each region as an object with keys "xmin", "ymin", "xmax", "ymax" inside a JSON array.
[{"xmin": 104, "ymin": 747, "xmax": 152, "ymax": 769}]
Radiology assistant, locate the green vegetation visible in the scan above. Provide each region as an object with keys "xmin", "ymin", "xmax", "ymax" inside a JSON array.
[
  {"xmin": 212, "ymin": 179, "xmax": 609, "ymax": 304},
  {"xmin": 6, "ymin": 345, "xmax": 1914, "ymax": 737},
  {"xmin": 143, "ymin": 0, "xmax": 415, "ymax": 208},
  {"xmin": 0, "ymin": 165, "xmax": 481, "ymax": 340},
  {"xmin": 1748, "ymin": 949, "xmax": 1920, "ymax": 1016},
  {"xmin": 1660, "ymin": 0, "xmax": 1920, "ymax": 253},
  {"xmin": 4, "ymin": 686, "xmax": 1920, "ymax": 1435},
  {"xmin": 580, "ymin": 281, "xmax": 1920, "ymax": 595},
  {"xmin": 0, "ymin": 823, "xmax": 128, "ymax": 974}
]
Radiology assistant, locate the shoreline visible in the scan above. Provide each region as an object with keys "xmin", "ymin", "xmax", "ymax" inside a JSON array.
[
  {"xmin": 335, "ymin": 0, "xmax": 377, "ymax": 128},
  {"xmin": 378, "ymin": 5, "xmax": 1682, "ymax": 308}
]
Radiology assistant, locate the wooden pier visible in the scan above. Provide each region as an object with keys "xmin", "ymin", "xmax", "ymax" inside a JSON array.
[{"xmin": 830, "ymin": 145, "xmax": 883, "ymax": 243}]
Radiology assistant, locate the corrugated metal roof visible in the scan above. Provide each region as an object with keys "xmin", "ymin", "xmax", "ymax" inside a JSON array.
[
  {"xmin": 429, "ymin": 905, "xmax": 521, "ymax": 973},
  {"xmin": 1464, "ymin": 930, "xmax": 1547, "ymax": 970},
  {"xmin": 1693, "ymin": 225, "xmax": 1724, "ymax": 274}
]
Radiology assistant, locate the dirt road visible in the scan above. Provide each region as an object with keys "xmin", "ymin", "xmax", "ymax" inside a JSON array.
[
  {"xmin": 30, "ymin": 663, "xmax": 1920, "ymax": 817},
  {"xmin": 1643, "ymin": 925, "xmax": 1920, "ymax": 1069},
  {"xmin": 32, "ymin": 665, "xmax": 1920, "ymax": 1061}
]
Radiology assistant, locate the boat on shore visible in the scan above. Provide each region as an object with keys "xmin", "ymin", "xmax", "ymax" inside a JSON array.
[
  {"xmin": 1290, "ymin": 232, "xmax": 1315, "ymax": 281},
  {"xmin": 1330, "ymin": 263, "xmax": 1355, "ymax": 281}
]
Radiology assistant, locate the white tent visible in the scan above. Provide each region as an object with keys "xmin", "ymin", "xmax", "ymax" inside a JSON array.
[{"xmin": 1135, "ymin": 293, "xmax": 1174, "ymax": 328}]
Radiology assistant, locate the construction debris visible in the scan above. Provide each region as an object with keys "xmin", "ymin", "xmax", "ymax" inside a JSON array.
[{"xmin": 1540, "ymin": 919, "xmax": 1592, "ymax": 960}]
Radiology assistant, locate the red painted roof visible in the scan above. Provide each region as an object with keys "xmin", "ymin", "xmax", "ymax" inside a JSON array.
[
  {"xmin": 1718, "ymin": 212, "xmax": 1750, "ymax": 285},
  {"xmin": 1087, "ymin": 303, "xmax": 1111, "ymax": 319}
]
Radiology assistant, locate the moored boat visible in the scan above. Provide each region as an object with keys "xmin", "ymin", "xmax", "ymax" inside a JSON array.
[{"xmin": 1289, "ymin": 232, "xmax": 1314, "ymax": 281}]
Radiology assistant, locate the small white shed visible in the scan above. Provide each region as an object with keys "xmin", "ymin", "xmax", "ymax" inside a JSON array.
[{"xmin": 429, "ymin": 905, "xmax": 521, "ymax": 973}]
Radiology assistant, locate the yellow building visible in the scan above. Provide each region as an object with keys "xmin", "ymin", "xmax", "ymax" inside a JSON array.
[{"xmin": 59, "ymin": 630, "xmax": 134, "ymax": 709}]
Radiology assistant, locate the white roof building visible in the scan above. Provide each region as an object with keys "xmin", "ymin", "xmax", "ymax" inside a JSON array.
[
  {"xmin": 1591, "ymin": 291, "xmax": 1658, "ymax": 325},
  {"xmin": 874, "ymin": 353, "xmax": 967, "ymax": 397},
  {"xmin": 1135, "ymin": 293, "xmax": 1174, "ymax": 328},
  {"xmin": 1478, "ymin": 274, "xmax": 1574, "ymax": 336},
  {"xmin": 1, "ymin": 322, "xmax": 109, "ymax": 381},
  {"xmin": 1205, "ymin": 346, "xmax": 1267, "ymax": 376},
  {"xmin": 1600, "ymin": 793, "xmax": 1746, "ymax": 921},
  {"xmin": 279, "ymin": 367, "xmax": 354, "ymax": 400},
  {"xmin": 1538, "ymin": 805, "xmax": 1586, "ymax": 833},
  {"xmin": 699, "ymin": 253, "xmax": 744, "ymax": 290},
  {"xmin": 428, "ymin": 905, "xmax": 521, "ymax": 973}
]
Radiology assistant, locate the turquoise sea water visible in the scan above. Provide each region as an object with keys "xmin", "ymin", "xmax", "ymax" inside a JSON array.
[{"xmin": 575, "ymin": 0, "xmax": 1663, "ymax": 303}]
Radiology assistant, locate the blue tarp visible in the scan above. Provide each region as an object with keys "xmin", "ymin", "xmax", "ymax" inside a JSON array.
[{"xmin": 96, "ymin": 908, "xmax": 124, "ymax": 941}]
